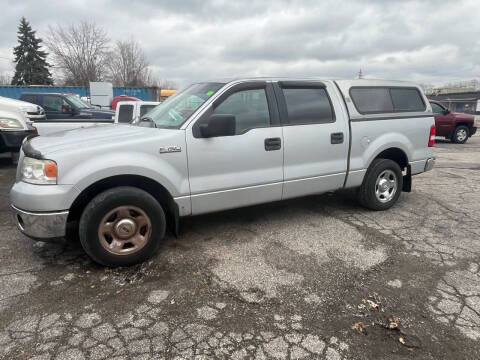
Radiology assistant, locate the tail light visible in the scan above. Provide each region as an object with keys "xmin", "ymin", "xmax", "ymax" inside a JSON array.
[
  {"xmin": 32, "ymin": 127, "xmax": 38, "ymax": 136},
  {"xmin": 428, "ymin": 124, "xmax": 435, "ymax": 147}
]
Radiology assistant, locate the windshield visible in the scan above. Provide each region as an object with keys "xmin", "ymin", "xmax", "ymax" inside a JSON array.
[
  {"xmin": 66, "ymin": 95, "xmax": 91, "ymax": 109},
  {"xmin": 144, "ymin": 82, "xmax": 224, "ymax": 128}
]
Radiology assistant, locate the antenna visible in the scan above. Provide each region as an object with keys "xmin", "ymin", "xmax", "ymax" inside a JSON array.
[{"xmin": 358, "ymin": 69, "xmax": 363, "ymax": 79}]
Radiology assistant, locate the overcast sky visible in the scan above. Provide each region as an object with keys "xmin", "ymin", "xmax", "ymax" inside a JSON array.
[{"xmin": 1, "ymin": 0, "xmax": 479, "ymax": 87}]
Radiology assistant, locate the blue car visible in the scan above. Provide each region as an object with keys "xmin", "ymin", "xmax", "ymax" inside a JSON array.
[{"xmin": 20, "ymin": 92, "xmax": 114, "ymax": 120}]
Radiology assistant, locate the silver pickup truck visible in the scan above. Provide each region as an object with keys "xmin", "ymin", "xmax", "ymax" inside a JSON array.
[{"xmin": 10, "ymin": 78, "xmax": 435, "ymax": 267}]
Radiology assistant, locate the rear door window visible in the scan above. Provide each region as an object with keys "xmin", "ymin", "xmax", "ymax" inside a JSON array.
[
  {"xmin": 118, "ymin": 104, "xmax": 134, "ymax": 123},
  {"xmin": 281, "ymin": 87, "xmax": 335, "ymax": 125},
  {"xmin": 390, "ymin": 88, "xmax": 425, "ymax": 111},
  {"xmin": 21, "ymin": 94, "xmax": 37, "ymax": 104},
  {"xmin": 140, "ymin": 105, "xmax": 157, "ymax": 118},
  {"xmin": 350, "ymin": 88, "xmax": 394, "ymax": 114}
]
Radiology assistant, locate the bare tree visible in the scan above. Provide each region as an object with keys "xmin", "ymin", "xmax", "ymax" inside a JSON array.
[
  {"xmin": 107, "ymin": 39, "xmax": 151, "ymax": 87},
  {"xmin": 145, "ymin": 76, "xmax": 178, "ymax": 89},
  {"xmin": 0, "ymin": 72, "xmax": 12, "ymax": 85},
  {"xmin": 45, "ymin": 22, "xmax": 110, "ymax": 86}
]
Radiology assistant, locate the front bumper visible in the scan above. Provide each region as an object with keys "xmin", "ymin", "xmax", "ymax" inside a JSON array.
[
  {"xmin": 11, "ymin": 205, "xmax": 69, "ymax": 240},
  {"xmin": 0, "ymin": 129, "xmax": 35, "ymax": 152}
]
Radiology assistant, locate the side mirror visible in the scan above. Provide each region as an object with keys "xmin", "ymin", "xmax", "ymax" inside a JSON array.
[
  {"xmin": 199, "ymin": 114, "xmax": 236, "ymax": 138},
  {"xmin": 442, "ymin": 109, "xmax": 450, "ymax": 115}
]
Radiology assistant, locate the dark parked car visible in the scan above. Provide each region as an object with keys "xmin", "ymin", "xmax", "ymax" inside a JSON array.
[
  {"xmin": 20, "ymin": 93, "xmax": 114, "ymax": 120},
  {"xmin": 430, "ymin": 100, "xmax": 477, "ymax": 143}
]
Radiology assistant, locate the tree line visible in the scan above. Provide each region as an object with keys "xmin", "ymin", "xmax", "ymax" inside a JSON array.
[{"xmin": 8, "ymin": 17, "xmax": 176, "ymax": 89}]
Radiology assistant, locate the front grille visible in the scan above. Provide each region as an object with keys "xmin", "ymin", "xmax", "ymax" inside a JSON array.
[{"xmin": 26, "ymin": 114, "xmax": 46, "ymax": 120}]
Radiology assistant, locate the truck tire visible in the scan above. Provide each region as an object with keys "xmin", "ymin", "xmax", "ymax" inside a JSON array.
[
  {"xmin": 451, "ymin": 125, "xmax": 469, "ymax": 144},
  {"xmin": 79, "ymin": 186, "xmax": 166, "ymax": 267},
  {"xmin": 357, "ymin": 159, "xmax": 403, "ymax": 211}
]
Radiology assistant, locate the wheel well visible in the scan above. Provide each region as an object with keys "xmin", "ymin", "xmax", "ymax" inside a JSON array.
[
  {"xmin": 455, "ymin": 123, "xmax": 471, "ymax": 130},
  {"xmin": 67, "ymin": 175, "xmax": 178, "ymax": 233},
  {"xmin": 374, "ymin": 148, "xmax": 408, "ymax": 170}
]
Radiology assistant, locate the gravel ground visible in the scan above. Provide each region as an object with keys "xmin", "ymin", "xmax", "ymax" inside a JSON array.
[{"xmin": 0, "ymin": 135, "xmax": 479, "ymax": 360}]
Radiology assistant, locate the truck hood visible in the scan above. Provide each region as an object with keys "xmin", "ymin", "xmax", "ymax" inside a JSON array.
[
  {"xmin": 452, "ymin": 112, "xmax": 474, "ymax": 121},
  {"xmin": 0, "ymin": 95, "xmax": 41, "ymax": 113},
  {"xmin": 27, "ymin": 124, "xmax": 169, "ymax": 156},
  {"xmin": 77, "ymin": 108, "xmax": 115, "ymax": 118}
]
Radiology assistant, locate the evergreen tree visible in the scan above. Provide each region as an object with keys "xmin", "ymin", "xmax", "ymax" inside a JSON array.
[{"xmin": 11, "ymin": 17, "xmax": 53, "ymax": 85}]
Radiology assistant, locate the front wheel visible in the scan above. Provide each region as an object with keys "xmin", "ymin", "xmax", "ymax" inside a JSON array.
[
  {"xmin": 451, "ymin": 125, "xmax": 469, "ymax": 144},
  {"xmin": 79, "ymin": 187, "xmax": 166, "ymax": 267},
  {"xmin": 357, "ymin": 159, "xmax": 403, "ymax": 211}
]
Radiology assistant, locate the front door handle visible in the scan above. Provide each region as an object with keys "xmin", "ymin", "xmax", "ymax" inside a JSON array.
[
  {"xmin": 265, "ymin": 137, "xmax": 281, "ymax": 151},
  {"xmin": 331, "ymin": 132, "xmax": 344, "ymax": 144}
]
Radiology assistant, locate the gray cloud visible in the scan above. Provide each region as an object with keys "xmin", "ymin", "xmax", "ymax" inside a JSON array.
[{"xmin": 0, "ymin": 0, "xmax": 479, "ymax": 87}]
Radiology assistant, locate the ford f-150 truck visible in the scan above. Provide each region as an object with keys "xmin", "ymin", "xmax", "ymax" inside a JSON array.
[
  {"xmin": 429, "ymin": 100, "xmax": 477, "ymax": 143},
  {"xmin": 10, "ymin": 78, "xmax": 435, "ymax": 267}
]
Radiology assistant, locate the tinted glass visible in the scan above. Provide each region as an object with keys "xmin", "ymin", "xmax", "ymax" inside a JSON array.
[
  {"xmin": 390, "ymin": 88, "xmax": 425, "ymax": 111},
  {"xmin": 140, "ymin": 105, "xmax": 157, "ymax": 117},
  {"xmin": 21, "ymin": 94, "xmax": 36, "ymax": 104},
  {"xmin": 213, "ymin": 88, "xmax": 270, "ymax": 134},
  {"xmin": 147, "ymin": 82, "xmax": 224, "ymax": 128},
  {"xmin": 282, "ymin": 88, "xmax": 334, "ymax": 124},
  {"xmin": 43, "ymin": 95, "xmax": 67, "ymax": 112},
  {"xmin": 350, "ymin": 88, "xmax": 394, "ymax": 113},
  {"xmin": 118, "ymin": 104, "xmax": 134, "ymax": 123},
  {"xmin": 65, "ymin": 95, "xmax": 90, "ymax": 109},
  {"xmin": 430, "ymin": 103, "xmax": 444, "ymax": 114}
]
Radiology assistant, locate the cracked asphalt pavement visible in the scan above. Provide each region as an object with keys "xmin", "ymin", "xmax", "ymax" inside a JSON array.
[{"xmin": 1, "ymin": 135, "xmax": 480, "ymax": 359}]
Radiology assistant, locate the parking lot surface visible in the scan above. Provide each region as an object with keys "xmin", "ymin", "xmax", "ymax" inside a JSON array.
[{"xmin": 1, "ymin": 136, "xmax": 479, "ymax": 360}]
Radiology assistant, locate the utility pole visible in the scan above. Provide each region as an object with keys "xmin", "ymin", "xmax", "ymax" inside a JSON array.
[{"xmin": 358, "ymin": 69, "xmax": 363, "ymax": 79}]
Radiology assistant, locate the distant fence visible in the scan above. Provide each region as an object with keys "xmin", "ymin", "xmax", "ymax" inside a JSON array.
[{"xmin": 0, "ymin": 86, "xmax": 160, "ymax": 101}]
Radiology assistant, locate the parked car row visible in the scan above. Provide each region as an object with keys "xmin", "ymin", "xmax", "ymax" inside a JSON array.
[{"xmin": 0, "ymin": 92, "xmax": 164, "ymax": 160}]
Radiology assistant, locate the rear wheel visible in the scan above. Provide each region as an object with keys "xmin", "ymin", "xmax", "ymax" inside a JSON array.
[
  {"xmin": 79, "ymin": 186, "xmax": 166, "ymax": 267},
  {"xmin": 451, "ymin": 125, "xmax": 469, "ymax": 144},
  {"xmin": 357, "ymin": 159, "xmax": 403, "ymax": 211}
]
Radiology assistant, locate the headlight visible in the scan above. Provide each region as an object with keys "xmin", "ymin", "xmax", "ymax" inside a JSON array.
[
  {"xmin": 0, "ymin": 118, "xmax": 23, "ymax": 129},
  {"xmin": 21, "ymin": 157, "xmax": 57, "ymax": 185}
]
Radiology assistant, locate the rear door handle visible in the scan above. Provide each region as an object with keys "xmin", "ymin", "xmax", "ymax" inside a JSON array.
[
  {"xmin": 331, "ymin": 132, "xmax": 344, "ymax": 144},
  {"xmin": 265, "ymin": 137, "xmax": 281, "ymax": 151}
]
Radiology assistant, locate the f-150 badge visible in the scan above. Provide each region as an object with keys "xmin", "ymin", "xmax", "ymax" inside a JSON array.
[{"xmin": 159, "ymin": 146, "xmax": 182, "ymax": 153}]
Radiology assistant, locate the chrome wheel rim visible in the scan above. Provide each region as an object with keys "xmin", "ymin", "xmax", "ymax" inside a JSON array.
[
  {"xmin": 456, "ymin": 129, "xmax": 467, "ymax": 142},
  {"xmin": 375, "ymin": 170, "xmax": 397, "ymax": 203},
  {"xmin": 98, "ymin": 206, "xmax": 152, "ymax": 256}
]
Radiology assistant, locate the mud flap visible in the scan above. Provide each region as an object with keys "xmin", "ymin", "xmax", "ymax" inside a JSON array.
[
  {"xmin": 402, "ymin": 165, "xmax": 412, "ymax": 192},
  {"xmin": 168, "ymin": 202, "xmax": 180, "ymax": 237}
]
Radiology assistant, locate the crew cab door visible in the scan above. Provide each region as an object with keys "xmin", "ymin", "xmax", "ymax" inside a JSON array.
[
  {"xmin": 430, "ymin": 102, "xmax": 453, "ymax": 136},
  {"xmin": 273, "ymin": 81, "xmax": 348, "ymax": 199},
  {"xmin": 42, "ymin": 94, "xmax": 73, "ymax": 120},
  {"xmin": 186, "ymin": 81, "xmax": 283, "ymax": 215}
]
